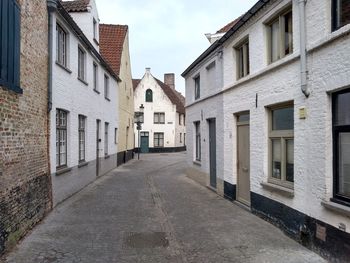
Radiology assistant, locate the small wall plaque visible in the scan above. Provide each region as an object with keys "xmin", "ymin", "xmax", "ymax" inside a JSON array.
[{"xmin": 316, "ymin": 224, "xmax": 326, "ymax": 241}]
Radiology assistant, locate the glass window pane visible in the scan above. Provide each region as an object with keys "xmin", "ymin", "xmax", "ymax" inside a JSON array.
[
  {"xmin": 340, "ymin": 0, "xmax": 350, "ymax": 28},
  {"xmin": 335, "ymin": 91, "xmax": 350, "ymax": 125},
  {"xmin": 272, "ymin": 107, "xmax": 294, "ymax": 130},
  {"xmin": 284, "ymin": 12, "xmax": 293, "ymax": 55},
  {"xmin": 271, "ymin": 20, "xmax": 280, "ymax": 62},
  {"xmin": 286, "ymin": 139, "xmax": 294, "ymax": 182},
  {"xmin": 272, "ymin": 139, "xmax": 281, "ymax": 179},
  {"xmin": 338, "ymin": 132, "xmax": 350, "ymax": 197},
  {"xmin": 238, "ymin": 113, "xmax": 250, "ymax": 122}
]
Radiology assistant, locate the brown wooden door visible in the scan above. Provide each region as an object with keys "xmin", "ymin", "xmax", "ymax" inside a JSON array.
[{"xmin": 237, "ymin": 116, "xmax": 250, "ymax": 206}]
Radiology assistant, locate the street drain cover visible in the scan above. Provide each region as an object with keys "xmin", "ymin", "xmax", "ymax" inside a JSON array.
[{"xmin": 124, "ymin": 232, "xmax": 169, "ymax": 248}]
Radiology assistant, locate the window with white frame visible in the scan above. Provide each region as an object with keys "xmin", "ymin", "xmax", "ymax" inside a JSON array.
[
  {"xmin": 78, "ymin": 115, "xmax": 86, "ymax": 162},
  {"xmin": 269, "ymin": 103, "xmax": 294, "ymax": 188},
  {"xmin": 332, "ymin": 89, "xmax": 350, "ymax": 204},
  {"xmin": 56, "ymin": 109, "xmax": 68, "ymax": 168},
  {"xmin": 104, "ymin": 122, "xmax": 109, "ymax": 156},
  {"xmin": 104, "ymin": 74, "xmax": 110, "ymax": 99},
  {"xmin": 194, "ymin": 75, "xmax": 200, "ymax": 100},
  {"xmin": 93, "ymin": 18, "xmax": 97, "ymax": 40},
  {"xmin": 332, "ymin": 0, "xmax": 350, "ymax": 31},
  {"xmin": 267, "ymin": 8, "xmax": 293, "ymax": 63},
  {"xmin": 56, "ymin": 23, "xmax": 68, "ymax": 67},
  {"xmin": 236, "ymin": 39, "xmax": 250, "ymax": 79},
  {"xmin": 78, "ymin": 46, "xmax": 86, "ymax": 81},
  {"xmin": 154, "ymin": 133, "xmax": 164, "ymax": 147},
  {"xmin": 195, "ymin": 122, "xmax": 201, "ymax": 161},
  {"xmin": 93, "ymin": 63, "xmax": 98, "ymax": 91},
  {"xmin": 154, "ymin": 112, "xmax": 165, "ymax": 124},
  {"xmin": 180, "ymin": 133, "xmax": 183, "ymax": 143}
]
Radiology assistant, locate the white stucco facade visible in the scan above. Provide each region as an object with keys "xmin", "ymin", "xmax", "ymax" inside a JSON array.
[
  {"xmin": 184, "ymin": 0, "xmax": 350, "ymax": 255},
  {"xmin": 50, "ymin": 2, "xmax": 118, "ymax": 206},
  {"xmin": 134, "ymin": 69, "xmax": 186, "ymax": 152}
]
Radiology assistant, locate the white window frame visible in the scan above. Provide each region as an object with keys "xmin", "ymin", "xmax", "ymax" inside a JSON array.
[
  {"xmin": 268, "ymin": 102, "xmax": 294, "ymax": 189},
  {"xmin": 195, "ymin": 121, "xmax": 201, "ymax": 161},
  {"xmin": 78, "ymin": 46, "xmax": 86, "ymax": 81},
  {"xmin": 56, "ymin": 23, "xmax": 68, "ymax": 67},
  {"xmin": 194, "ymin": 75, "xmax": 200, "ymax": 100},
  {"xmin": 154, "ymin": 112, "xmax": 165, "ymax": 124},
  {"xmin": 104, "ymin": 74, "xmax": 110, "ymax": 100},
  {"xmin": 93, "ymin": 62, "xmax": 98, "ymax": 92},
  {"xmin": 78, "ymin": 115, "xmax": 86, "ymax": 162},
  {"xmin": 56, "ymin": 109, "xmax": 68, "ymax": 168},
  {"xmin": 154, "ymin": 132, "xmax": 164, "ymax": 147},
  {"xmin": 235, "ymin": 38, "xmax": 250, "ymax": 79}
]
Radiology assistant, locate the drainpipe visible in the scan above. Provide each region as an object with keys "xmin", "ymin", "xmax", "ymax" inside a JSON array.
[
  {"xmin": 299, "ymin": 0, "xmax": 310, "ymax": 97},
  {"xmin": 47, "ymin": 0, "xmax": 57, "ymax": 112}
]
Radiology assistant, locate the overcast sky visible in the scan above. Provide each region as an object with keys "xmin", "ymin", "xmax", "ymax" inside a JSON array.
[{"xmin": 96, "ymin": 0, "xmax": 257, "ymax": 95}]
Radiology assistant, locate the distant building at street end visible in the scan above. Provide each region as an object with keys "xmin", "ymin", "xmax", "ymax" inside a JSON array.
[
  {"xmin": 100, "ymin": 24, "xmax": 135, "ymax": 166},
  {"xmin": 133, "ymin": 68, "xmax": 186, "ymax": 153}
]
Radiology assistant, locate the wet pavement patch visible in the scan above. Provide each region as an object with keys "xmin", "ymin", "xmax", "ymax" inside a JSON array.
[{"xmin": 124, "ymin": 232, "xmax": 169, "ymax": 249}]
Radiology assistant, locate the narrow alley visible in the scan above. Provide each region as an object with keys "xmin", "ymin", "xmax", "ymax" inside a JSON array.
[{"xmin": 3, "ymin": 153, "xmax": 326, "ymax": 263}]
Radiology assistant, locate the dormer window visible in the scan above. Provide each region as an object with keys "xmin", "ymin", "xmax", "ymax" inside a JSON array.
[{"xmin": 146, "ymin": 89, "xmax": 153, "ymax": 102}]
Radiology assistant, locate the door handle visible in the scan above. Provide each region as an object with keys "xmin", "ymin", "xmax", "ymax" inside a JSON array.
[{"xmin": 242, "ymin": 167, "xmax": 249, "ymax": 172}]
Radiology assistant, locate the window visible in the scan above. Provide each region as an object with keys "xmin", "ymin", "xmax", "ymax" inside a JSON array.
[
  {"xmin": 104, "ymin": 122, "xmax": 109, "ymax": 156},
  {"xmin": 333, "ymin": 89, "xmax": 350, "ymax": 204},
  {"xmin": 154, "ymin": 112, "xmax": 165, "ymax": 124},
  {"xmin": 195, "ymin": 122, "xmax": 201, "ymax": 161},
  {"xmin": 268, "ymin": 104, "xmax": 294, "ymax": 188},
  {"xmin": 93, "ymin": 63, "xmax": 98, "ymax": 91},
  {"xmin": 146, "ymin": 89, "xmax": 153, "ymax": 102},
  {"xmin": 236, "ymin": 39, "xmax": 250, "ymax": 79},
  {"xmin": 56, "ymin": 23, "xmax": 68, "ymax": 67},
  {"xmin": 78, "ymin": 115, "xmax": 86, "ymax": 162},
  {"xmin": 184, "ymin": 133, "xmax": 186, "ymax": 146},
  {"xmin": 104, "ymin": 74, "xmax": 109, "ymax": 99},
  {"xmin": 180, "ymin": 133, "xmax": 183, "ymax": 143},
  {"xmin": 154, "ymin": 133, "xmax": 164, "ymax": 147},
  {"xmin": 179, "ymin": 114, "xmax": 182, "ymax": 125},
  {"xmin": 78, "ymin": 47, "xmax": 86, "ymax": 81},
  {"xmin": 93, "ymin": 18, "xmax": 97, "ymax": 40},
  {"xmin": 115, "ymin": 128, "xmax": 118, "ymax": 144},
  {"xmin": 56, "ymin": 109, "xmax": 68, "ymax": 168},
  {"xmin": 194, "ymin": 75, "xmax": 200, "ymax": 100},
  {"xmin": 267, "ymin": 9, "xmax": 293, "ymax": 63},
  {"xmin": 0, "ymin": 0, "xmax": 21, "ymax": 93},
  {"xmin": 332, "ymin": 0, "xmax": 350, "ymax": 31}
]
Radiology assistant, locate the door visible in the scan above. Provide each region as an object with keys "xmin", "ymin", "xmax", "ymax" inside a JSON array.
[
  {"xmin": 140, "ymin": 132, "xmax": 149, "ymax": 153},
  {"xmin": 96, "ymin": 119, "xmax": 101, "ymax": 177},
  {"xmin": 208, "ymin": 119, "xmax": 217, "ymax": 188},
  {"xmin": 237, "ymin": 113, "xmax": 251, "ymax": 206}
]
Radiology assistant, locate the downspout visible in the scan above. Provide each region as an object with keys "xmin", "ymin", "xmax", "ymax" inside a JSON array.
[
  {"xmin": 299, "ymin": 0, "xmax": 310, "ymax": 97},
  {"xmin": 47, "ymin": 0, "xmax": 57, "ymax": 112}
]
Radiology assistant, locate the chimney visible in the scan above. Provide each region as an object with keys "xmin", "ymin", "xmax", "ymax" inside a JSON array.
[
  {"xmin": 164, "ymin": 73, "xmax": 175, "ymax": 90},
  {"xmin": 145, "ymin": 67, "xmax": 151, "ymax": 74}
]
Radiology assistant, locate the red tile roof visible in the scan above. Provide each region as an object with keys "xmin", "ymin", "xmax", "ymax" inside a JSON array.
[
  {"xmin": 61, "ymin": 0, "xmax": 90, "ymax": 12},
  {"xmin": 132, "ymin": 78, "xmax": 185, "ymax": 114},
  {"xmin": 99, "ymin": 24, "xmax": 128, "ymax": 76},
  {"xmin": 216, "ymin": 16, "xmax": 241, "ymax": 33}
]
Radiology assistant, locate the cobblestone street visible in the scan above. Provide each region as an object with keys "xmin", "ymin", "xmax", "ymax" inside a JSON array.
[{"xmin": 2, "ymin": 153, "xmax": 326, "ymax": 263}]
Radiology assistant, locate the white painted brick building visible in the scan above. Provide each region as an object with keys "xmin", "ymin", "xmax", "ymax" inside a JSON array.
[
  {"xmin": 183, "ymin": 0, "xmax": 350, "ymax": 261},
  {"xmin": 133, "ymin": 68, "xmax": 186, "ymax": 153},
  {"xmin": 48, "ymin": 0, "xmax": 119, "ymax": 206}
]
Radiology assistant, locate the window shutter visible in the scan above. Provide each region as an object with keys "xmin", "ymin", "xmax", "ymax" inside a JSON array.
[{"xmin": 0, "ymin": 0, "xmax": 22, "ymax": 93}]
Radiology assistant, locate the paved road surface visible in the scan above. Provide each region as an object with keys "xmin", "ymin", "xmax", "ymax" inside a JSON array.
[{"xmin": 3, "ymin": 152, "xmax": 327, "ymax": 263}]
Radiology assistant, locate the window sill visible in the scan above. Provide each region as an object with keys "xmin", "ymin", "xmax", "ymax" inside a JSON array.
[
  {"xmin": 321, "ymin": 200, "xmax": 350, "ymax": 218},
  {"xmin": 55, "ymin": 167, "xmax": 72, "ymax": 176},
  {"xmin": 104, "ymin": 155, "xmax": 110, "ymax": 159},
  {"xmin": 0, "ymin": 80, "xmax": 23, "ymax": 94},
  {"xmin": 55, "ymin": 61, "xmax": 72, "ymax": 74},
  {"xmin": 261, "ymin": 181, "xmax": 294, "ymax": 198},
  {"xmin": 78, "ymin": 161, "xmax": 89, "ymax": 168},
  {"xmin": 93, "ymin": 89, "xmax": 100, "ymax": 94},
  {"xmin": 93, "ymin": 38, "xmax": 99, "ymax": 45},
  {"xmin": 78, "ymin": 77, "xmax": 88, "ymax": 86},
  {"xmin": 105, "ymin": 97, "xmax": 110, "ymax": 101},
  {"xmin": 193, "ymin": 160, "xmax": 201, "ymax": 166}
]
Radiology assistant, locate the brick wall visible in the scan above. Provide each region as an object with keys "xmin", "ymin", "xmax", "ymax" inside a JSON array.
[{"xmin": 0, "ymin": 0, "xmax": 51, "ymax": 255}]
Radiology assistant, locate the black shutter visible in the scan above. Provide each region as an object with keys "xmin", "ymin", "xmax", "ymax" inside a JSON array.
[{"xmin": 0, "ymin": 0, "xmax": 22, "ymax": 94}]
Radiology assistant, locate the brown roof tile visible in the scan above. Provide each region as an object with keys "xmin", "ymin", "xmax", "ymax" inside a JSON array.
[
  {"xmin": 61, "ymin": 0, "xmax": 90, "ymax": 12},
  {"xmin": 99, "ymin": 24, "xmax": 128, "ymax": 76},
  {"xmin": 216, "ymin": 16, "xmax": 241, "ymax": 33},
  {"xmin": 132, "ymin": 78, "xmax": 185, "ymax": 114}
]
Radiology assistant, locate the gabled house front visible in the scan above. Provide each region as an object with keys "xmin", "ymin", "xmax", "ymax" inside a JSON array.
[{"xmin": 133, "ymin": 68, "xmax": 186, "ymax": 153}]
